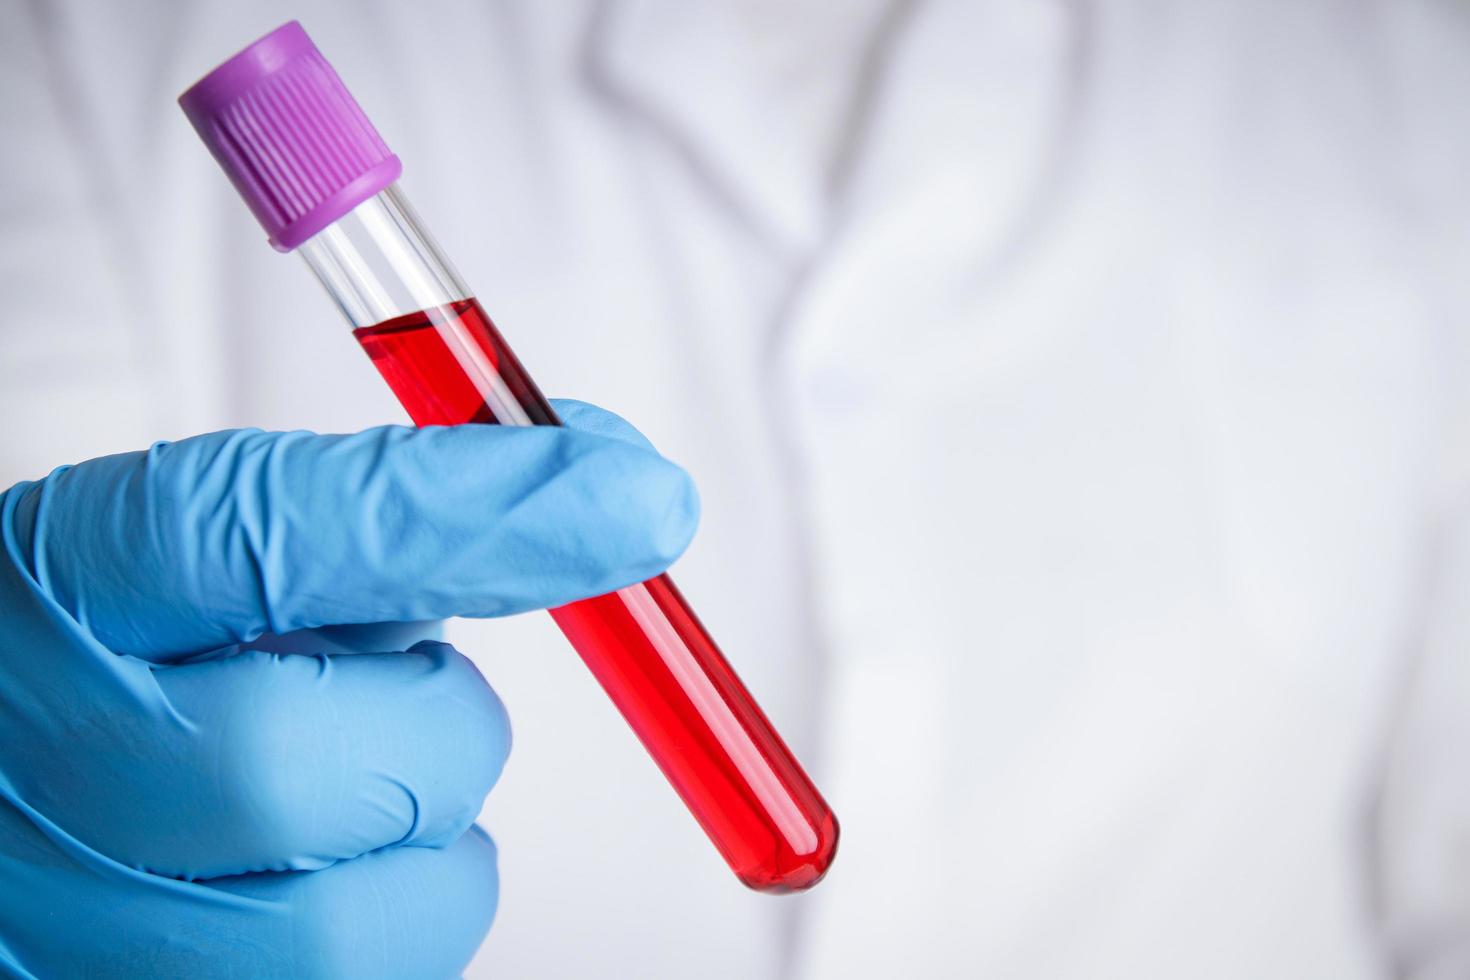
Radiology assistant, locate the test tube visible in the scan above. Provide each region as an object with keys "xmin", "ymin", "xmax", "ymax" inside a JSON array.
[{"xmin": 179, "ymin": 21, "xmax": 838, "ymax": 892}]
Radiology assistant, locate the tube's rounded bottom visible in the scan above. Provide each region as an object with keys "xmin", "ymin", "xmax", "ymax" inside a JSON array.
[{"xmin": 736, "ymin": 810, "xmax": 841, "ymax": 894}]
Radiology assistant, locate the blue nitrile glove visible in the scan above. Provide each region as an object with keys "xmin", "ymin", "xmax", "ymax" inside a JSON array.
[{"xmin": 0, "ymin": 400, "xmax": 697, "ymax": 979}]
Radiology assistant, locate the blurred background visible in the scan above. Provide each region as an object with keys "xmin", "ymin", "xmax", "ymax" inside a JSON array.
[{"xmin": 7, "ymin": 1, "xmax": 1470, "ymax": 977}]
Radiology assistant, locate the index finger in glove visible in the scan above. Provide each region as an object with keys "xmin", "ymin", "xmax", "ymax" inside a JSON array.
[{"xmin": 7, "ymin": 401, "xmax": 698, "ymax": 660}]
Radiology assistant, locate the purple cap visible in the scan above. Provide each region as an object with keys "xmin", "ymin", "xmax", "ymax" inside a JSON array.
[{"xmin": 179, "ymin": 21, "xmax": 401, "ymax": 251}]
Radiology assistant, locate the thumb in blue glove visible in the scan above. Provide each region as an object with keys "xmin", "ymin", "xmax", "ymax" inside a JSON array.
[{"xmin": 0, "ymin": 399, "xmax": 698, "ymax": 979}]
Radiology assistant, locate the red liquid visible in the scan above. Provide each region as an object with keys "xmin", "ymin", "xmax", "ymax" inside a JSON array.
[{"xmin": 354, "ymin": 299, "xmax": 838, "ymax": 891}]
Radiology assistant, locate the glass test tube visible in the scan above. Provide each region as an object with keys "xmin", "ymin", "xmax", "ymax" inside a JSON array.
[{"xmin": 179, "ymin": 22, "xmax": 838, "ymax": 892}]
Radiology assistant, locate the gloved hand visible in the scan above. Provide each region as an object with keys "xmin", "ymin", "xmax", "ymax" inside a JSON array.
[{"xmin": 0, "ymin": 399, "xmax": 698, "ymax": 979}]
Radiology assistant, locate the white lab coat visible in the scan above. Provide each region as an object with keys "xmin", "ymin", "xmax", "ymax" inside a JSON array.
[{"xmin": 5, "ymin": 1, "xmax": 1470, "ymax": 977}]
